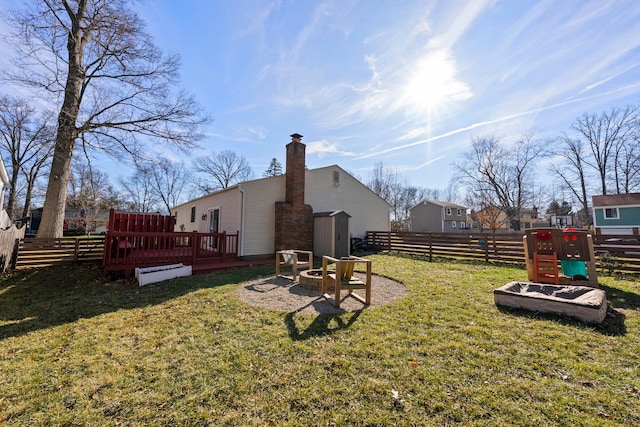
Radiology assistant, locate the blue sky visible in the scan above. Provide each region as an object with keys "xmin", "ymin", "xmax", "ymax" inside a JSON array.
[{"xmin": 3, "ymin": 0, "xmax": 640, "ymax": 193}]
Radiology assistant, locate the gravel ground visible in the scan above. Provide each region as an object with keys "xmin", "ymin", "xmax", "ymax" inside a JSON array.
[{"xmin": 235, "ymin": 272, "xmax": 407, "ymax": 314}]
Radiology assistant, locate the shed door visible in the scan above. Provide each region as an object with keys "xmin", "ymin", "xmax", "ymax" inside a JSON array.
[{"xmin": 335, "ymin": 213, "xmax": 350, "ymax": 258}]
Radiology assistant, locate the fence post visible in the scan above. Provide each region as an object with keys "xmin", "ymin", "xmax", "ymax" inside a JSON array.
[
  {"xmin": 74, "ymin": 238, "xmax": 80, "ymax": 262},
  {"xmin": 483, "ymin": 233, "xmax": 489, "ymax": 263},
  {"xmin": 428, "ymin": 233, "xmax": 433, "ymax": 262},
  {"xmin": 221, "ymin": 231, "xmax": 227, "ymax": 262},
  {"xmin": 9, "ymin": 238, "xmax": 20, "ymax": 271},
  {"xmin": 192, "ymin": 231, "xmax": 198, "ymax": 265}
]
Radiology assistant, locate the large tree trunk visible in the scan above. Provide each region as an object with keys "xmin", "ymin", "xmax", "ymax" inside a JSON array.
[
  {"xmin": 36, "ymin": 1, "xmax": 86, "ymax": 238},
  {"xmin": 5, "ymin": 161, "xmax": 20, "ymax": 220},
  {"xmin": 37, "ymin": 135, "xmax": 75, "ymax": 238}
]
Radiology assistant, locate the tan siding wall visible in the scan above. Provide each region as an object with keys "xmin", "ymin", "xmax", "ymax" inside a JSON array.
[
  {"xmin": 172, "ymin": 166, "xmax": 389, "ymax": 257},
  {"xmin": 305, "ymin": 166, "xmax": 390, "ymax": 239},
  {"xmin": 172, "ymin": 188, "xmax": 241, "ymax": 234},
  {"xmin": 240, "ymin": 176, "xmax": 286, "ymax": 256}
]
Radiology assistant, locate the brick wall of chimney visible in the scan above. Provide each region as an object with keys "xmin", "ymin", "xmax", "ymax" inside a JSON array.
[{"xmin": 274, "ymin": 135, "xmax": 314, "ymax": 251}]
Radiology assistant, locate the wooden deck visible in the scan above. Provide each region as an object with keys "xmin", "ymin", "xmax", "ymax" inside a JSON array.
[
  {"xmin": 104, "ymin": 231, "xmax": 243, "ymax": 277},
  {"xmin": 101, "ymin": 210, "xmax": 265, "ymax": 277}
]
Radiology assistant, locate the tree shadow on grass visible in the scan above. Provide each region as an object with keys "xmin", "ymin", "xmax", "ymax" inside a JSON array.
[
  {"xmin": 0, "ymin": 263, "xmax": 273, "ymax": 340},
  {"xmin": 284, "ymin": 309, "xmax": 363, "ymax": 341}
]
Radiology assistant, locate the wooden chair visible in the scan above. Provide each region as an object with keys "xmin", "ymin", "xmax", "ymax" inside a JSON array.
[
  {"xmin": 275, "ymin": 249, "xmax": 313, "ymax": 281},
  {"xmin": 321, "ymin": 255, "xmax": 372, "ymax": 307}
]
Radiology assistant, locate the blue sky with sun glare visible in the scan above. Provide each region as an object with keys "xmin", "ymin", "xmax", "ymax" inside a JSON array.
[{"xmin": 2, "ymin": 0, "xmax": 640, "ymax": 195}]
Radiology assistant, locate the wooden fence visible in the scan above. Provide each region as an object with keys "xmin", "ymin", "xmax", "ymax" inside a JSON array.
[
  {"xmin": 14, "ymin": 236, "xmax": 105, "ymax": 269},
  {"xmin": 9, "ymin": 230, "xmax": 640, "ymax": 276},
  {"xmin": 0, "ymin": 225, "xmax": 26, "ymax": 272},
  {"xmin": 365, "ymin": 231, "xmax": 640, "ymax": 275}
]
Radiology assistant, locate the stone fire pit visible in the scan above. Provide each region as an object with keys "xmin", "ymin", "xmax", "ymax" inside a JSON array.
[{"xmin": 299, "ymin": 268, "xmax": 334, "ymax": 292}]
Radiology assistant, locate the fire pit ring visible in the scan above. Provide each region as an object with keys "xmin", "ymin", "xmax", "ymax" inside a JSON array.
[{"xmin": 299, "ymin": 269, "xmax": 334, "ymax": 292}]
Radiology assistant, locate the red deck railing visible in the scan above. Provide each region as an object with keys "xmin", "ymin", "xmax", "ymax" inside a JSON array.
[
  {"xmin": 102, "ymin": 210, "xmax": 239, "ymax": 276},
  {"xmin": 103, "ymin": 230, "xmax": 239, "ymax": 276}
]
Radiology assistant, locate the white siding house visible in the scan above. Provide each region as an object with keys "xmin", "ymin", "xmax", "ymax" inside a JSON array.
[
  {"xmin": 172, "ymin": 165, "xmax": 390, "ymax": 258},
  {"xmin": 0, "ymin": 155, "xmax": 11, "ymax": 228}
]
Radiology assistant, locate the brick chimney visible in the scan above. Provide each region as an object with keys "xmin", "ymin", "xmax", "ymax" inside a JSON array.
[
  {"xmin": 274, "ymin": 133, "xmax": 314, "ymax": 251},
  {"xmin": 286, "ymin": 133, "xmax": 306, "ymax": 208}
]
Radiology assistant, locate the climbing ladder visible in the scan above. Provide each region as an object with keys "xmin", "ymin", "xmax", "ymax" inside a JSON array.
[{"xmin": 533, "ymin": 251, "xmax": 559, "ymax": 285}]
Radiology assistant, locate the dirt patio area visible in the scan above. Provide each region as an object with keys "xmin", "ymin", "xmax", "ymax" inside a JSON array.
[{"xmin": 235, "ymin": 272, "xmax": 407, "ymax": 314}]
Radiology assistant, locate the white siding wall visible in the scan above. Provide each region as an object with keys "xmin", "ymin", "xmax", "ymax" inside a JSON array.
[
  {"xmin": 240, "ymin": 175, "xmax": 286, "ymax": 256},
  {"xmin": 172, "ymin": 187, "xmax": 242, "ymax": 234},
  {"xmin": 172, "ymin": 166, "xmax": 389, "ymax": 257},
  {"xmin": 305, "ymin": 166, "xmax": 390, "ymax": 238}
]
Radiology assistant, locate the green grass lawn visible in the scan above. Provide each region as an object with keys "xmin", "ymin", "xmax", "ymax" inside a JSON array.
[{"xmin": 1, "ymin": 255, "xmax": 639, "ymax": 426}]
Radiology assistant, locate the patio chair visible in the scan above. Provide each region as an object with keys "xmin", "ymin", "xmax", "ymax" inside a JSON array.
[
  {"xmin": 275, "ymin": 249, "xmax": 313, "ymax": 281},
  {"xmin": 321, "ymin": 255, "xmax": 372, "ymax": 307}
]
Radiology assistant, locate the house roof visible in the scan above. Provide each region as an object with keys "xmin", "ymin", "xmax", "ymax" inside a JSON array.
[
  {"xmin": 314, "ymin": 210, "xmax": 351, "ymax": 218},
  {"xmin": 172, "ymin": 164, "xmax": 392, "ymax": 210},
  {"xmin": 592, "ymin": 193, "xmax": 640, "ymax": 207},
  {"xmin": 410, "ymin": 199, "xmax": 466, "ymax": 211}
]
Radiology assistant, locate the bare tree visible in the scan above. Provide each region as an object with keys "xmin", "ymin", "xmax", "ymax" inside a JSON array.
[
  {"xmin": 0, "ymin": 96, "xmax": 55, "ymax": 220},
  {"xmin": 550, "ymin": 135, "xmax": 592, "ymax": 226},
  {"xmin": 67, "ymin": 160, "xmax": 116, "ymax": 233},
  {"xmin": 3, "ymin": 0, "xmax": 209, "ymax": 237},
  {"xmin": 612, "ymin": 128, "xmax": 640, "ymax": 193},
  {"xmin": 572, "ymin": 105, "xmax": 639, "ymax": 195},
  {"xmin": 119, "ymin": 169, "xmax": 161, "ymax": 213},
  {"xmin": 367, "ymin": 162, "xmax": 398, "ymax": 202},
  {"xmin": 455, "ymin": 133, "xmax": 543, "ymax": 230},
  {"xmin": 194, "ymin": 150, "xmax": 253, "ymax": 193},
  {"xmin": 366, "ymin": 162, "xmax": 405, "ymax": 221},
  {"xmin": 143, "ymin": 157, "xmax": 192, "ymax": 215}
]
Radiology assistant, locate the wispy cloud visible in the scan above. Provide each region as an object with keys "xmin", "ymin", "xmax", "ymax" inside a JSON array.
[
  {"xmin": 356, "ymin": 83, "xmax": 640, "ymax": 160},
  {"xmin": 306, "ymin": 138, "xmax": 356, "ymax": 159}
]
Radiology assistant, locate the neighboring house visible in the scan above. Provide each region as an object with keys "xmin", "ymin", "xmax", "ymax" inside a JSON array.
[
  {"xmin": 28, "ymin": 207, "xmax": 87, "ymax": 235},
  {"xmin": 469, "ymin": 206, "xmax": 509, "ymax": 231},
  {"xmin": 469, "ymin": 206, "xmax": 545, "ymax": 231},
  {"xmin": 172, "ymin": 134, "xmax": 391, "ymax": 258},
  {"xmin": 592, "ymin": 193, "xmax": 640, "ymax": 235},
  {"xmin": 519, "ymin": 206, "xmax": 547, "ymax": 230},
  {"xmin": 0, "ymin": 155, "xmax": 10, "ymax": 229},
  {"xmin": 409, "ymin": 200, "xmax": 467, "ymax": 232},
  {"xmin": 548, "ymin": 214, "xmax": 574, "ymax": 228}
]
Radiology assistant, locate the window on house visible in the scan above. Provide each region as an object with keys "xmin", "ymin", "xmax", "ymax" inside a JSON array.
[
  {"xmin": 457, "ymin": 208, "xmax": 462, "ymax": 216},
  {"xmin": 190, "ymin": 206, "xmax": 196, "ymax": 223},
  {"xmin": 446, "ymin": 207, "xmax": 452, "ymax": 215},
  {"xmin": 333, "ymin": 170, "xmax": 340, "ymax": 187},
  {"xmin": 604, "ymin": 208, "xmax": 619, "ymax": 219},
  {"xmin": 452, "ymin": 221, "xmax": 457, "ymax": 228},
  {"xmin": 460, "ymin": 221, "xmax": 466, "ymax": 229}
]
